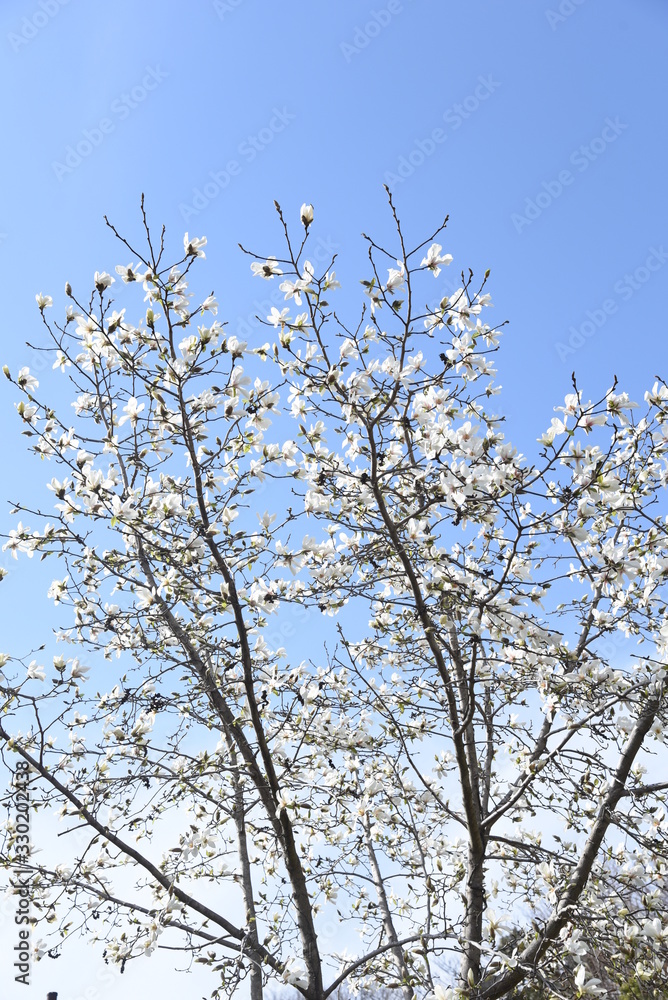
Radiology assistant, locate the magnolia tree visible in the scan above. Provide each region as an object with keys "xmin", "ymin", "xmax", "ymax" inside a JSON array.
[
  {"xmin": 498, "ymin": 873, "xmax": 668, "ymax": 998},
  {"xmin": 1, "ymin": 194, "xmax": 668, "ymax": 1000}
]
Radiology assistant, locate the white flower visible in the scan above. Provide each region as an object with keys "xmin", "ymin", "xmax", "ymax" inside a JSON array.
[
  {"xmin": 35, "ymin": 293, "xmax": 53, "ymax": 311},
  {"xmin": 228, "ymin": 367, "xmax": 251, "ymax": 393},
  {"xmin": 201, "ymin": 294, "xmax": 218, "ymax": 314},
  {"xmin": 3, "ymin": 523, "xmax": 29, "ymax": 559},
  {"xmin": 486, "ymin": 909, "xmax": 513, "ymax": 939},
  {"xmin": 279, "ymin": 263, "xmax": 313, "ymax": 306},
  {"xmin": 276, "ymin": 790, "xmax": 295, "ymax": 815},
  {"xmin": 574, "ymin": 964, "xmax": 603, "ymax": 996},
  {"xmin": 537, "ymin": 861, "xmax": 554, "ymax": 882},
  {"xmin": 16, "ymin": 401, "xmax": 38, "ymax": 424},
  {"xmin": 131, "ymin": 711, "xmax": 156, "ymax": 738},
  {"xmin": 538, "ymin": 417, "xmax": 567, "ymax": 447},
  {"xmin": 420, "ymin": 243, "xmax": 453, "ymax": 276},
  {"xmin": 556, "ymin": 391, "xmax": 581, "ymax": 417},
  {"xmin": 300, "ymin": 203, "xmax": 314, "ymax": 227},
  {"xmin": 135, "ymin": 586, "xmax": 156, "ymax": 610},
  {"xmin": 221, "ymin": 506, "xmax": 239, "ymax": 526},
  {"xmin": 115, "ymin": 262, "xmax": 142, "ymax": 282},
  {"xmin": 646, "ymin": 380, "xmax": 668, "ymax": 406},
  {"xmin": 17, "ymin": 368, "xmax": 39, "ymax": 393},
  {"xmin": 70, "ymin": 659, "xmax": 90, "ymax": 680},
  {"xmin": 47, "ymin": 577, "xmax": 69, "ymax": 604},
  {"xmin": 560, "ymin": 926, "xmax": 588, "ymax": 957},
  {"xmin": 268, "ymin": 306, "xmax": 291, "ymax": 328},
  {"xmin": 52, "ymin": 351, "xmax": 71, "ymax": 372},
  {"xmin": 118, "ymin": 397, "xmax": 145, "ymax": 427},
  {"xmin": 251, "ymin": 257, "xmax": 283, "ymax": 279},
  {"xmin": 386, "ymin": 260, "xmax": 405, "ymax": 294},
  {"xmin": 339, "ymin": 338, "xmax": 358, "ymax": 360},
  {"xmin": 323, "ymin": 270, "xmax": 340, "ymax": 291},
  {"xmin": 282, "ymin": 440, "xmax": 298, "ymax": 463},
  {"xmin": 643, "ymin": 917, "xmax": 668, "ymax": 941},
  {"xmin": 179, "ymin": 334, "xmax": 199, "ymax": 361},
  {"xmin": 26, "ymin": 660, "xmax": 46, "ymax": 681},
  {"xmin": 257, "ymin": 511, "xmax": 277, "ymax": 529},
  {"xmin": 184, "ymin": 233, "xmax": 207, "ymax": 258},
  {"xmin": 580, "ymin": 411, "xmax": 607, "ymax": 433},
  {"xmin": 226, "ymin": 336, "xmax": 246, "ymax": 358},
  {"xmin": 33, "ymin": 939, "xmax": 48, "ymax": 961},
  {"xmin": 94, "ymin": 271, "xmax": 114, "ymax": 291}
]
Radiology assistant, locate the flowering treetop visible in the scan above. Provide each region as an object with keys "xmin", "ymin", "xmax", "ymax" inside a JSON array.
[{"xmin": 1, "ymin": 193, "xmax": 667, "ymax": 1000}]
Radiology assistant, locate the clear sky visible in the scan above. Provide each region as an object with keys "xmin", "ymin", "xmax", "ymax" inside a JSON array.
[{"xmin": 0, "ymin": 1, "xmax": 667, "ymax": 998}]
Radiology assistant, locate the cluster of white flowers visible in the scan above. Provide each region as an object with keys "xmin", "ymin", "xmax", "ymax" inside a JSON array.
[{"xmin": 0, "ymin": 201, "xmax": 667, "ymax": 999}]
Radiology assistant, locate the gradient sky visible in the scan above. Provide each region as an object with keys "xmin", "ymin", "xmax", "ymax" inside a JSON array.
[{"xmin": 0, "ymin": 1, "xmax": 667, "ymax": 998}]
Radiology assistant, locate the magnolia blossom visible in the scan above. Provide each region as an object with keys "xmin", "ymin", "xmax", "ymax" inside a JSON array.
[
  {"xmin": 300, "ymin": 202, "xmax": 314, "ymax": 226},
  {"xmin": 267, "ymin": 306, "xmax": 291, "ymax": 328},
  {"xmin": 339, "ymin": 338, "xmax": 358, "ymax": 360},
  {"xmin": 386, "ymin": 260, "xmax": 405, "ymax": 294},
  {"xmin": 131, "ymin": 711, "xmax": 156, "ymax": 738},
  {"xmin": 47, "ymin": 576, "xmax": 69, "ymax": 604},
  {"xmin": 183, "ymin": 233, "xmax": 207, "ymax": 258},
  {"xmin": 35, "ymin": 292, "xmax": 52, "ymax": 310},
  {"xmin": 251, "ymin": 257, "xmax": 283, "ymax": 279},
  {"xmin": 118, "ymin": 396, "xmax": 145, "ymax": 427},
  {"xmin": 115, "ymin": 262, "xmax": 142, "ymax": 282},
  {"xmin": 574, "ymin": 964, "xmax": 603, "ymax": 996},
  {"xmin": 17, "ymin": 367, "xmax": 38, "ymax": 393},
  {"xmin": 70, "ymin": 659, "xmax": 90, "ymax": 680},
  {"xmin": 94, "ymin": 271, "xmax": 114, "ymax": 291},
  {"xmin": 135, "ymin": 586, "xmax": 156, "ymax": 610},
  {"xmin": 2, "ymin": 522, "xmax": 29, "ymax": 559},
  {"xmin": 580, "ymin": 410, "xmax": 608, "ymax": 433},
  {"xmin": 420, "ymin": 242, "xmax": 453, "ymax": 276},
  {"xmin": 323, "ymin": 270, "xmax": 340, "ymax": 291},
  {"xmin": 279, "ymin": 262, "xmax": 314, "ymax": 306},
  {"xmin": 227, "ymin": 335, "xmax": 247, "ymax": 358},
  {"xmin": 432, "ymin": 986, "xmax": 455, "ymax": 1000},
  {"xmin": 4, "ymin": 203, "xmax": 668, "ymax": 1000}
]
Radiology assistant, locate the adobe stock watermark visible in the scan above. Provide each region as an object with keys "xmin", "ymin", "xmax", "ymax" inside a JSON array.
[
  {"xmin": 11, "ymin": 760, "xmax": 32, "ymax": 986},
  {"xmin": 51, "ymin": 65, "xmax": 169, "ymax": 182},
  {"xmin": 545, "ymin": 0, "xmax": 587, "ymax": 31},
  {"xmin": 511, "ymin": 117, "xmax": 628, "ymax": 234},
  {"xmin": 178, "ymin": 107, "xmax": 295, "ymax": 222},
  {"xmin": 7, "ymin": 0, "xmax": 73, "ymax": 53},
  {"xmin": 57, "ymin": 961, "xmax": 120, "ymax": 1000},
  {"xmin": 554, "ymin": 245, "xmax": 668, "ymax": 362},
  {"xmin": 340, "ymin": 0, "xmax": 416, "ymax": 63},
  {"xmin": 383, "ymin": 75, "xmax": 501, "ymax": 186},
  {"xmin": 213, "ymin": 0, "xmax": 245, "ymax": 19}
]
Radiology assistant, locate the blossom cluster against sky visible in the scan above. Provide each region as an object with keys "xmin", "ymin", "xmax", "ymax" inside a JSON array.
[{"xmin": 0, "ymin": 1, "xmax": 666, "ymax": 998}]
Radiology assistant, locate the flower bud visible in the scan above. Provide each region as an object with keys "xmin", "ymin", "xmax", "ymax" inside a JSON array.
[
  {"xmin": 2, "ymin": 365, "xmax": 10, "ymax": 379},
  {"xmin": 300, "ymin": 203, "xmax": 314, "ymax": 228},
  {"xmin": 65, "ymin": 282, "xmax": 72, "ymax": 297}
]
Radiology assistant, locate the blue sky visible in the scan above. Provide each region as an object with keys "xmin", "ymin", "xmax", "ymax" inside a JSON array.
[{"xmin": 0, "ymin": 1, "xmax": 667, "ymax": 997}]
